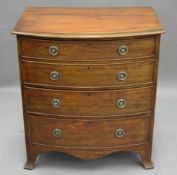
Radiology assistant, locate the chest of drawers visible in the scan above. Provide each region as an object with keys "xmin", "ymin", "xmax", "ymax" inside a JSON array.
[{"xmin": 12, "ymin": 7, "xmax": 164, "ymax": 170}]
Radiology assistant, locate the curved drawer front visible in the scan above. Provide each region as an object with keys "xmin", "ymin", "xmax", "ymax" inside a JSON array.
[
  {"xmin": 27, "ymin": 116, "xmax": 150, "ymax": 147},
  {"xmin": 23, "ymin": 61, "xmax": 154, "ymax": 88},
  {"xmin": 21, "ymin": 37, "xmax": 155, "ymax": 61},
  {"xmin": 24, "ymin": 87, "xmax": 152, "ymax": 117}
]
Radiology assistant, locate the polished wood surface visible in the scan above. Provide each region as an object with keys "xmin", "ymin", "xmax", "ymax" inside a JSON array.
[
  {"xmin": 25, "ymin": 142, "xmax": 153, "ymax": 169},
  {"xmin": 27, "ymin": 116, "xmax": 150, "ymax": 147},
  {"xmin": 24, "ymin": 87, "xmax": 152, "ymax": 117},
  {"xmin": 12, "ymin": 7, "xmax": 164, "ymax": 170},
  {"xmin": 12, "ymin": 7, "xmax": 164, "ymax": 38},
  {"xmin": 21, "ymin": 37, "xmax": 155, "ymax": 61},
  {"xmin": 23, "ymin": 60, "xmax": 154, "ymax": 89}
]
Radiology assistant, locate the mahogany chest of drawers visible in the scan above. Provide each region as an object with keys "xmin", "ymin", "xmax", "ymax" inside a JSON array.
[{"xmin": 12, "ymin": 7, "xmax": 164, "ymax": 170}]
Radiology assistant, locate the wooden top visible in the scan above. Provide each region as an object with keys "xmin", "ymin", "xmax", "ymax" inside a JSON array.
[{"xmin": 12, "ymin": 7, "xmax": 164, "ymax": 39}]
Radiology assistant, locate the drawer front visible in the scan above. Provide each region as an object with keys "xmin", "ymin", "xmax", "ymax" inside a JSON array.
[
  {"xmin": 27, "ymin": 116, "xmax": 150, "ymax": 147},
  {"xmin": 24, "ymin": 87, "xmax": 152, "ymax": 117},
  {"xmin": 22, "ymin": 37, "xmax": 155, "ymax": 61},
  {"xmin": 23, "ymin": 60, "xmax": 154, "ymax": 88}
]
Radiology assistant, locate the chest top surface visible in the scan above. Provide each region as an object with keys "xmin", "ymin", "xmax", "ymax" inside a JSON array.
[{"xmin": 12, "ymin": 7, "xmax": 164, "ymax": 39}]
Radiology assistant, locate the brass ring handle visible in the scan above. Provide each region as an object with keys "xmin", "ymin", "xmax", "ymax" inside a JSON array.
[
  {"xmin": 49, "ymin": 46, "xmax": 59, "ymax": 56},
  {"xmin": 117, "ymin": 99, "xmax": 126, "ymax": 108},
  {"xmin": 52, "ymin": 99, "xmax": 61, "ymax": 108},
  {"xmin": 50, "ymin": 71, "xmax": 60, "ymax": 81},
  {"xmin": 118, "ymin": 45, "xmax": 128, "ymax": 56},
  {"xmin": 53, "ymin": 128, "xmax": 62, "ymax": 138},
  {"xmin": 116, "ymin": 128, "xmax": 125, "ymax": 138},
  {"xmin": 117, "ymin": 71, "xmax": 127, "ymax": 81}
]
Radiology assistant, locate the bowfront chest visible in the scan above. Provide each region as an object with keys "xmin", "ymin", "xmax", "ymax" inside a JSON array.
[{"xmin": 12, "ymin": 7, "xmax": 164, "ymax": 170}]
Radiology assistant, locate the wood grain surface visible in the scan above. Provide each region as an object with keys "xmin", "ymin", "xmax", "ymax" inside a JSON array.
[
  {"xmin": 24, "ymin": 86, "xmax": 153, "ymax": 117},
  {"xmin": 27, "ymin": 116, "xmax": 150, "ymax": 147},
  {"xmin": 12, "ymin": 7, "xmax": 164, "ymax": 170},
  {"xmin": 12, "ymin": 7, "xmax": 164, "ymax": 38},
  {"xmin": 21, "ymin": 37, "xmax": 155, "ymax": 60},
  {"xmin": 22, "ymin": 60, "xmax": 155, "ymax": 89}
]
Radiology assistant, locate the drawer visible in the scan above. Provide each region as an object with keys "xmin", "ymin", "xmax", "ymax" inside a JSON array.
[
  {"xmin": 23, "ymin": 60, "xmax": 154, "ymax": 89},
  {"xmin": 21, "ymin": 37, "xmax": 155, "ymax": 61},
  {"xmin": 24, "ymin": 87, "xmax": 153, "ymax": 117},
  {"xmin": 27, "ymin": 116, "xmax": 150, "ymax": 147}
]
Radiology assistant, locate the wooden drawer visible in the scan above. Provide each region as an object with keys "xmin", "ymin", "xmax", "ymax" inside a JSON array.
[
  {"xmin": 21, "ymin": 37, "xmax": 155, "ymax": 61},
  {"xmin": 24, "ymin": 87, "xmax": 153, "ymax": 117},
  {"xmin": 23, "ymin": 60, "xmax": 154, "ymax": 89},
  {"xmin": 27, "ymin": 116, "xmax": 150, "ymax": 147}
]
